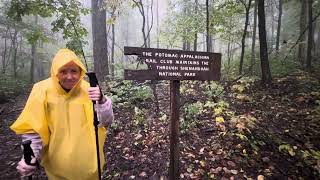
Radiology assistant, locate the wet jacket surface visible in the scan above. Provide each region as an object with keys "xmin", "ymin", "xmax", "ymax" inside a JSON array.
[{"xmin": 11, "ymin": 49, "xmax": 106, "ymax": 180}]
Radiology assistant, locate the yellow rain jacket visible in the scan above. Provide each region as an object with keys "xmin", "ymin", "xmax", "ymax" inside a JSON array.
[{"xmin": 11, "ymin": 49, "xmax": 106, "ymax": 180}]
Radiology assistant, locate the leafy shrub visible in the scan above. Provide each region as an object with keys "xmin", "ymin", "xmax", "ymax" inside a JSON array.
[
  {"xmin": 0, "ymin": 76, "xmax": 29, "ymax": 103},
  {"xmin": 204, "ymin": 82, "xmax": 224, "ymax": 99},
  {"xmin": 109, "ymin": 80, "xmax": 153, "ymax": 108}
]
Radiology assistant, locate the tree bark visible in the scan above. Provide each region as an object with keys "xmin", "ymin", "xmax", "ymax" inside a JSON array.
[
  {"xmin": 239, "ymin": 0, "xmax": 252, "ymax": 75},
  {"xmin": 2, "ymin": 27, "xmax": 9, "ymax": 75},
  {"xmin": 133, "ymin": 0, "xmax": 148, "ymax": 47},
  {"xmin": 270, "ymin": 0, "xmax": 275, "ymax": 51},
  {"xmin": 250, "ymin": 1, "xmax": 258, "ymax": 75},
  {"xmin": 258, "ymin": 0, "xmax": 272, "ymax": 84},
  {"xmin": 306, "ymin": 0, "xmax": 313, "ymax": 72},
  {"xmin": 156, "ymin": 0, "xmax": 159, "ymax": 48},
  {"xmin": 193, "ymin": 0, "xmax": 198, "ymax": 51},
  {"xmin": 30, "ymin": 16, "xmax": 38, "ymax": 83},
  {"xmin": 92, "ymin": 0, "xmax": 109, "ymax": 81},
  {"xmin": 275, "ymin": 0, "xmax": 282, "ymax": 52},
  {"xmin": 206, "ymin": 0, "xmax": 211, "ymax": 52},
  {"xmin": 298, "ymin": 0, "xmax": 307, "ymax": 66},
  {"xmin": 12, "ymin": 28, "xmax": 18, "ymax": 78},
  {"xmin": 111, "ymin": 20, "xmax": 115, "ymax": 78}
]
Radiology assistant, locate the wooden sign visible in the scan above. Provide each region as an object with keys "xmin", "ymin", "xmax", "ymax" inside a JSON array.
[
  {"xmin": 123, "ymin": 46, "xmax": 221, "ymax": 180},
  {"xmin": 124, "ymin": 46, "xmax": 221, "ymax": 81}
]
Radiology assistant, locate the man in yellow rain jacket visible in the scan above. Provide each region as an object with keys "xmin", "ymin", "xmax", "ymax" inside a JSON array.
[{"xmin": 11, "ymin": 49, "xmax": 114, "ymax": 180}]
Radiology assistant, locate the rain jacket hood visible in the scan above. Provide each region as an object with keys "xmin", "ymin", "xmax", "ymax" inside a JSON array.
[
  {"xmin": 10, "ymin": 49, "xmax": 106, "ymax": 180},
  {"xmin": 51, "ymin": 48, "xmax": 87, "ymax": 94}
]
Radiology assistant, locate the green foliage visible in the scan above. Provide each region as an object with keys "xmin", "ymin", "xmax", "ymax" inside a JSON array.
[
  {"xmin": 5, "ymin": 0, "xmax": 89, "ymax": 54},
  {"xmin": 204, "ymin": 81, "xmax": 224, "ymax": 99},
  {"xmin": 180, "ymin": 101, "xmax": 204, "ymax": 133},
  {"xmin": 268, "ymin": 55, "xmax": 301, "ymax": 77},
  {"xmin": 110, "ymin": 80, "xmax": 153, "ymax": 108},
  {"xmin": 133, "ymin": 106, "xmax": 147, "ymax": 127},
  {"xmin": 279, "ymin": 144, "xmax": 296, "ymax": 156},
  {"xmin": 0, "ymin": 76, "xmax": 29, "ymax": 103},
  {"xmin": 184, "ymin": 101, "xmax": 204, "ymax": 120}
]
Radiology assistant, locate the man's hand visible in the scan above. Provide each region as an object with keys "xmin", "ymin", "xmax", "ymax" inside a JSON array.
[{"xmin": 17, "ymin": 157, "xmax": 37, "ymax": 177}]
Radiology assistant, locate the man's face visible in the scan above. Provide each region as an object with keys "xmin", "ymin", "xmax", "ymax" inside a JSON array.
[{"xmin": 57, "ymin": 61, "xmax": 81, "ymax": 90}]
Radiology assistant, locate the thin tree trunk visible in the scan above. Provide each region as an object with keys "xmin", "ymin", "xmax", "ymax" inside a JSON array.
[
  {"xmin": 12, "ymin": 28, "xmax": 18, "ymax": 78},
  {"xmin": 146, "ymin": 0, "xmax": 150, "ymax": 47},
  {"xmin": 239, "ymin": 0, "xmax": 252, "ymax": 75},
  {"xmin": 31, "ymin": 42, "xmax": 36, "ymax": 82},
  {"xmin": 317, "ymin": 27, "xmax": 320, "ymax": 57},
  {"xmin": 156, "ymin": 0, "xmax": 159, "ymax": 48},
  {"xmin": 227, "ymin": 42, "xmax": 231, "ymax": 73},
  {"xmin": 306, "ymin": 0, "xmax": 313, "ymax": 72},
  {"xmin": 30, "ymin": 15, "xmax": 38, "ymax": 83},
  {"xmin": 2, "ymin": 27, "xmax": 9, "ymax": 75},
  {"xmin": 258, "ymin": 0, "xmax": 272, "ymax": 84},
  {"xmin": 250, "ymin": 1, "xmax": 258, "ymax": 75},
  {"xmin": 275, "ymin": 0, "xmax": 282, "ymax": 52},
  {"xmin": 298, "ymin": 0, "xmax": 307, "ymax": 66},
  {"xmin": 206, "ymin": 0, "xmax": 211, "ymax": 52},
  {"xmin": 111, "ymin": 23, "xmax": 115, "ymax": 78},
  {"xmin": 271, "ymin": 1, "xmax": 275, "ymax": 52},
  {"xmin": 193, "ymin": 0, "xmax": 198, "ymax": 51}
]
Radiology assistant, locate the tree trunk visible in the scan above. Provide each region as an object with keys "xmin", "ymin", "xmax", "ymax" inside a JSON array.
[
  {"xmin": 125, "ymin": 13, "xmax": 129, "ymax": 61},
  {"xmin": 12, "ymin": 28, "xmax": 18, "ymax": 78},
  {"xmin": 30, "ymin": 16, "xmax": 38, "ymax": 83},
  {"xmin": 146, "ymin": 0, "xmax": 151, "ymax": 47},
  {"xmin": 206, "ymin": 0, "xmax": 211, "ymax": 52},
  {"xmin": 275, "ymin": 0, "xmax": 282, "ymax": 52},
  {"xmin": 258, "ymin": 0, "xmax": 272, "ymax": 84},
  {"xmin": 227, "ymin": 42, "xmax": 231, "ymax": 73},
  {"xmin": 156, "ymin": 0, "xmax": 159, "ymax": 48},
  {"xmin": 111, "ymin": 23, "xmax": 115, "ymax": 78},
  {"xmin": 92, "ymin": 0, "xmax": 109, "ymax": 81},
  {"xmin": 270, "ymin": 0, "xmax": 275, "ymax": 52},
  {"xmin": 298, "ymin": 0, "xmax": 307, "ymax": 66},
  {"xmin": 317, "ymin": 26, "xmax": 320, "ymax": 57},
  {"xmin": 2, "ymin": 27, "xmax": 9, "ymax": 75},
  {"xmin": 239, "ymin": 0, "xmax": 252, "ymax": 75},
  {"xmin": 193, "ymin": 0, "xmax": 198, "ymax": 51},
  {"xmin": 250, "ymin": 1, "xmax": 258, "ymax": 75},
  {"xmin": 306, "ymin": 0, "xmax": 313, "ymax": 72}
]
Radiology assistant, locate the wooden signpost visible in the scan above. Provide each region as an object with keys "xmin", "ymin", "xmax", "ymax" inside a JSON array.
[{"xmin": 124, "ymin": 46, "xmax": 221, "ymax": 179}]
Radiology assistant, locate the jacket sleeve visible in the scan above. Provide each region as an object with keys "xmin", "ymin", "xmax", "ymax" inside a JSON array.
[{"xmin": 94, "ymin": 96, "xmax": 114, "ymax": 127}]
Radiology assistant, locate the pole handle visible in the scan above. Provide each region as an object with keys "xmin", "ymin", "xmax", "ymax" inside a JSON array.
[{"xmin": 22, "ymin": 140, "xmax": 36, "ymax": 180}]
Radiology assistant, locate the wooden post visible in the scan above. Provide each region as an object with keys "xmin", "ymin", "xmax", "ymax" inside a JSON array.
[{"xmin": 169, "ymin": 80, "xmax": 180, "ymax": 180}]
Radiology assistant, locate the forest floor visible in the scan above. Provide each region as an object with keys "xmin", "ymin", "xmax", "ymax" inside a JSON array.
[{"xmin": 0, "ymin": 71, "xmax": 320, "ymax": 180}]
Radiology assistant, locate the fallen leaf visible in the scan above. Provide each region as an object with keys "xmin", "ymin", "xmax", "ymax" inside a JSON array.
[
  {"xmin": 215, "ymin": 116, "xmax": 224, "ymax": 123},
  {"xmin": 230, "ymin": 170, "xmax": 238, "ymax": 175},
  {"xmin": 227, "ymin": 161, "xmax": 236, "ymax": 167},
  {"xmin": 187, "ymin": 168, "xmax": 192, "ymax": 173},
  {"xmin": 200, "ymin": 160, "xmax": 206, "ymax": 167},
  {"xmin": 139, "ymin": 172, "xmax": 147, "ymax": 177},
  {"xmin": 199, "ymin": 147, "xmax": 205, "ymax": 155}
]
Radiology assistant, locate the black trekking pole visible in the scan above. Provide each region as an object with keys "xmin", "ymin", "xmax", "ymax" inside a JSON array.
[
  {"xmin": 22, "ymin": 140, "xmax": 37, "ymax": 180},
  {"xmin": 86, "ymin": 72, "xmax": 102, "ymax": 180}
]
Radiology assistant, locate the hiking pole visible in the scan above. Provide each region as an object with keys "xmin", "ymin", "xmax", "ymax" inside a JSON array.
[
  {"xmin": 22, "ymin": 140, "xmax": 37, "ymax": 180},
  {"xmin": 86, "ymin": 72, "xmax": 102, "ymax": 180}
]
